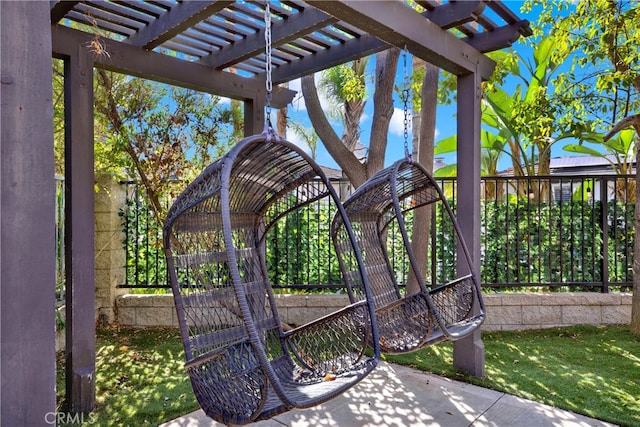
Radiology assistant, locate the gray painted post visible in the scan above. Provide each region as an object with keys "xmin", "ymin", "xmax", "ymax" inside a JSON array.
[
  {"xmin": 64, "ymin": 46, "xmax": 96, "ymax": 412},
  {"xmin": 1, "ymin": 1, "xmax": 57, "ymax": 424},
  {"xmin": 453, "ymin": 71, "xmax": 486, "ymax": 377},
  {"xmin": 245, "ymin": 98, "xmax": 265, "ymax": 136}
]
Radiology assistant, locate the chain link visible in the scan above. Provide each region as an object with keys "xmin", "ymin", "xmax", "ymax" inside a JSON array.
[
  {"xmin": 264, "ymin": 1, "xmax": 273, "ymax": 123},
  {"xmin": 402, "ymin": 47, "xmax": 411, "ymax": 159}
]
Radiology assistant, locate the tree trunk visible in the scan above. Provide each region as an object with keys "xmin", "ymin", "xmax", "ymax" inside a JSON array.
[
  {"xmin": 96, "ymin": 69, "xmax": 164, "ymax": 217},
  {"xmin": 604, "ymin": 114, "xmax": 640, "ymax": 334},
  {"xmin": 343, "ymin": 59, "xmax": 367, "ymax": 153},
  {"xmin": 407, "ymin": 62, "xmax": 439, "ymax": 294},
  {"xmin": 535, "ymin": 139, "xmax": 552, "ymax": 203},
  {"xmin": 277, "ymin": 83, "xmax": 288, "ymax": 138},
  {"xmin": 367, "ymin": 48, "xmax": 400, "ymax": 177},
  {"xmin": 301, "ymin": 75, "xmax": 367, "ymax": 186}
]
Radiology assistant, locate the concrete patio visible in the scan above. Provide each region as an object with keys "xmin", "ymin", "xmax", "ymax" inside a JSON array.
[{"xmin": 161, "ymin": 362, "xmax": 616, "ymax": 427}]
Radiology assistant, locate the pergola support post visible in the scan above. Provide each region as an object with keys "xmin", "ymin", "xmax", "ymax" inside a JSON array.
[
  {"xmin": 453, "ymin": 70, "xmax": 485, "ymax": 377},
  {"xmin": 63, "ymin": 45, "xmax": 96, "ymax": 413},
  {"xmin": 245, "ymin": 98, "xmax": 266, "ymax": 137},
  {"xmin": 1, "ymin": 2, "xmax": 57, "ymax": 423}
]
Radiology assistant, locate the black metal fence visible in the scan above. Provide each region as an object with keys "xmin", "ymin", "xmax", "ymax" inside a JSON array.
[
  {"xmin": 119, "ymin": 174, "xmax": 636, "ymax": 292},
  {"xmin": 119, "ymin": 181, "xmax": 184, "ymax": 289},
  {"xmin": 477, "ymin": 175, "xmax": 634, "ymax": 292},
  {"xmin": 56, "ymin": 176, "xmax": 65, "ymax": 304}
]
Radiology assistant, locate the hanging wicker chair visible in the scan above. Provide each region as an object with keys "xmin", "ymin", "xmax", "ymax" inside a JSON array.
[
  {"xmin": 163, "ymin": 130, "xmax": 380, "ymax": 425},
  {"xmin": 332, "ymin": 158, "xmax": 485, "ymax": 354}
]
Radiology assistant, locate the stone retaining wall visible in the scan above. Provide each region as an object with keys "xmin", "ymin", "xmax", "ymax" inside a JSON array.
[
  {"xmin": 115, "ymin": 292, "xmax": 632, "ymax": 330},
  {"xmin": 482, "ymin": 292, "xmax": 632, "ymax": 331}
]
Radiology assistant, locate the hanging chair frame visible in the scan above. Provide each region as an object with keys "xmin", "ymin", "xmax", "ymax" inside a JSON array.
[
  {"xmin": 164, "ymin": 131, "xmax": 380, "ymax": 424},
  {"xmin": 332, "ymin": 157, "xmax": 485, "ymax": 354}
]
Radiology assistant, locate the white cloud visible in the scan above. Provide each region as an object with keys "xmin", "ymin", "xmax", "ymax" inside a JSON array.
[
  {"xmin": 287, "ymin": 73, "xmax": 334, "ymax": 113},
  {"xmin": 390, "ymin": 107, "xmax": 411, "ymax": 136},
  {"xmin": 288, "ymin": 78, "xmax": 301, "ymax": 93},
  {"xmin": 283, "ymin": 127, "xmax": 311, "ymax": 155},
  {"xmin": 389, "ymin": 110, "xmax": 440, "ymax": 142},
  {"xmin": 288, "ymin": 78, "xmax": 305, "ymax": 112}
]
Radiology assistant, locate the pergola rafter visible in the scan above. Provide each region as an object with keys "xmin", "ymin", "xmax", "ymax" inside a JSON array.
[{"xmin": 50, "ymin": 0, "xmax": 531, "ymax": 84}]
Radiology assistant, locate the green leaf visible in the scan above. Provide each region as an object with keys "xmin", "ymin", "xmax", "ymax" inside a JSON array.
[
  {"xmin": 433, "ymin": 163, "xmax": 457, "ymax": 177},
  {"xmin": 562, "ymin": 144, "xmax": 606, "ymax": 157},
  {"xmin": 533, "ymin": 36, "xmax": 554, "ymax": 67},
  {"xmin": 485, "ymin": 86, "xmax": 513, "ymax": 115},
  {"xmin": 481, "ymin": 130, "xmax": 506, "ymax": 151},
  {"xmin": 434, "ymin": 135, "xmax": 457, "ymax": 154}
]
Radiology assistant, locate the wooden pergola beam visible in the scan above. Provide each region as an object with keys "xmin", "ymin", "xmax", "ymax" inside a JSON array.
[
  {"xmin": 50, "ymin": 0, "xmax": 79, "ymax": 22},
  {"xmin": 464, "ymin": 20, "xmax": 531, "ymax": 53},
  {"xmin": 306, "ymin": 0, "xmax": 496, "ymax": 79},
  {"xmin": 423, "ymin": 0, "xmax": 485, "ymax": 29},
  {"xmin": 2, "ymin": 2, "xmax": 57, "ymax": 423},
  {"xmin": 51, "ymin": 25, "xmax": 297, "ymax": 107},
  {"xmin": 207, "ymin": 7, "xmax": 337, "ymax": 70},
  {"xmin": 269, "ymin": 34, "xmax": 385, "ymax": 85},
  {"xmin": 63, "ymin": 47, "xmax": 96, "ymax": 413}
]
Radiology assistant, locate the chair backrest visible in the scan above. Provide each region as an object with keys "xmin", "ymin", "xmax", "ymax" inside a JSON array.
[
  {"xmin": 166, "ymin": 135, "xmax": 339, "ymax": 358},
  {"xmin": 334, "ymin": 159, "xmax": 472, "ymax": 306}
]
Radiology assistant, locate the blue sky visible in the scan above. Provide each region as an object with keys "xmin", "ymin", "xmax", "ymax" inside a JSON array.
[{"xmin": 278, "ymin": 1, "xmax": 577, "ymax": 173}]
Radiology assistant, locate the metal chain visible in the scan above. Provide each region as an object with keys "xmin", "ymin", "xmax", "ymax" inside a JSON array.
[
  {"xmin": 402, "ymin": 47, "xmax": 411, "ymax": 159},
  {"xmin": 264, "ymin": 1, "xmax": 273, "ymax": 125}
]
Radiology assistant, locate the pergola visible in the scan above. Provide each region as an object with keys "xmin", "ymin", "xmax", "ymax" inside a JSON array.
[{"xmin": 1, "ymin": 1, "xmax": 530, "ymax": 423}]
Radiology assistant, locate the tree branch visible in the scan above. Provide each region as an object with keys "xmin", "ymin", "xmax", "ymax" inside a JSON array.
[
  {"xmin": 96, "ymin": 69, "xmax": 163, "ymax": 216},
  {"xmin": 367, "ymin": 48, "xmax": 400, "ymax": 176},
  {"xmin": 301, "ymin": 74, "xmax": 367, "ymax": 186},
  {"xmin": 604, "ymin": 114, "xmax": 640, "ymax": 141}
]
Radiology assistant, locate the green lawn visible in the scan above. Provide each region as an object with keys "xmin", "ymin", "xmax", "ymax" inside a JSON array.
[
  {"xmin": 56, "ymin": 325, "xmax": 639, "ymax": 426},
  {"xmin": 56, "ymin": 327, "xmax": 198, "ymax": 426}
]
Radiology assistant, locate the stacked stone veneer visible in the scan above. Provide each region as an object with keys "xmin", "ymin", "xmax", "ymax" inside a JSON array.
[
  {"xmin": 95, "ymin": 174, "xmax": 127, "ymax": 324},
  {"xmin": 482, "ymin": 292, "xmax": 631, "ymax": 331},
  {"xmin": 115, "ymin": 292, "xmax": 632, "ymax": 330}
]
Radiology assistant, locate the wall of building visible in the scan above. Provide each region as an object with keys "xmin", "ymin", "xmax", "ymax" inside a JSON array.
[{"xmin": 115, "ymin": 292, "xmax": 632, "ymax": 331}]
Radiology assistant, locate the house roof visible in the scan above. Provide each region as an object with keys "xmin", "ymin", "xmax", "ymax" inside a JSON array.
[
  {"xmin": 549, "ymin": 155, "xmax": 615, "ymax": 169},
  {"xmin": 498, "ymin": 155, "xmax": 626, "ymax": 176}
]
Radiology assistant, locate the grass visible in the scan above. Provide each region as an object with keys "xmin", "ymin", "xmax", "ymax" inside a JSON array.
[
  {"xmin": 56, "ymin": 326, "xmax": 199, "ymax": 426},
  {"xmin": 56, "ymin": 325, "xmax": 640, "ymax": 426}
]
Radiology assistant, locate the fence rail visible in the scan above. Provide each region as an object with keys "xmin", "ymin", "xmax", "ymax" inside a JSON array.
[{"xmin": 118, "ymin": 174, "xmax": 636, "ymax": 293}]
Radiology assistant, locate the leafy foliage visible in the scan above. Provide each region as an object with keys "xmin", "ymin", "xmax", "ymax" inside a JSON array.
[
  {"xmin": 527, "ymin": 0, "xmax": 640, "ymax": 132},
  {"xmin": 122, "ymin": 176, "xmax": 635, "ymax": 292},
  {"xmin": 482, "ymin": 199, "xmax": 604, "ymax": 287},
  {"xmin": 266, "ymin": 201, "xmax": 343, "ymax": 290},
  {"xmin": 94, "ymin": 70, "xmax": 239, "ymax": 217},
  {"xmin": 119, "ymin": 191, "xmax": 169, "ymax": 292}
]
